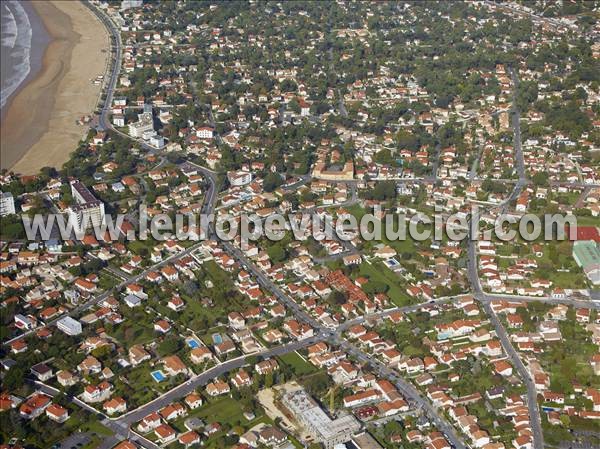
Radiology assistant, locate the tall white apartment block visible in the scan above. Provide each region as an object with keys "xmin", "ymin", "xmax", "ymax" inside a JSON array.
[
  {"xmin": 68, "ymin": 181, "xmax": 105, "ymax": 233},
  {"xmin": 0, "ymin": 191, "xmax": 16, "ymax": 216}
]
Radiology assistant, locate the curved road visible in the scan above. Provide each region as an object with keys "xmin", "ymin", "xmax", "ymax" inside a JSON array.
[
  {"xmin": 55, "ymin": 6, "xmax": 577, "ymax": 449},
  {"xmin": 466, "ymin": 67, "xmax": 543, "ymax": 449}
]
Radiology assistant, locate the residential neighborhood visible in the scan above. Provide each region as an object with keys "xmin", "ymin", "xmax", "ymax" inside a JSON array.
[{"xmin": 0, "ymin": 1, "xmax": 599, "ymax": 449}]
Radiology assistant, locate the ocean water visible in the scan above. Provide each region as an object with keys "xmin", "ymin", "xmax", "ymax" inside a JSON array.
[{"xmin": 0, "ymin": 0, "xmax": 48, "ymax": 115}]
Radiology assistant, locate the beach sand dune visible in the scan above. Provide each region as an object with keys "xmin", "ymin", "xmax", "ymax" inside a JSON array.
[{"xmin": 1, "ymin": 0, "xmax": 109, "ymax": 174}]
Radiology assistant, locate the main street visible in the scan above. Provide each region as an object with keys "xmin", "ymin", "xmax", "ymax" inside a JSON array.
[
  {"xmin": 481, "ymin": 300, "xmax": 544, "ymax": 445},
  {"xmin": 466, "ymin": 67, "xmax": 544, "ymax": 449},
  {"xmin": 84, "ymin": 1, "xmax": 121, "ymax": 133},
  {"xmin": 339, "ymin": 340, "xmax": 468, "ymax": 449},
  {"xmin": 35, "ymin": 13, "xmax": 328, "ymax": 448},
  {"xmin": 114, "ymin": 336, "xmax": 322, "ymax": 426},
  {"xmin": 183, "ymin": 80, "xmax": 470, "ymax": 443},
  {"xmin": 220, "ymin": 234, "xmax": 469, "ymax": 449},
  {"xmin": 44, "ymin": 5, "xmax": 590, "ymax": 449}
]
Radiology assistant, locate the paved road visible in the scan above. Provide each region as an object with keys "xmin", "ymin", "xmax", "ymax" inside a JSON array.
[
  {"xmin": 311, "ymin": 250, "xmax": 354, "ymax": 264},
  {"xmin": 31, "ymin": 380, "xmax": 160, "ymax": 449},
  {"xmin": 335, "ymin": 296, "xmax": 461, "ymax": 334},
  {"xmin": 178, "ymin": 160, "xmax": 219, "ymax": 217},
  {"xmin": 338, "ymin": 341, "xmax": 468, "ymax": 449},
  {"xmin": 282, "ymin": 174, "xmax": 311, "ymax": 192},
  {"xmin": 427, "ymin": 143, "xmax": 441, "ymax": 182},
  {"xmin": 509, "ymin": 68, "xmax": 527, "ymax": 186},
  {"xmin": 483, "ymin": 0, "xmax": 582, "ymax": 35},
  {"xmin": 87, "ymin": 2, "xmax": 163, "ymax": 155},
  {"xmin": 468, "ymin": 147, "xmax": 483, "ymax": 181},
  {"xmin": 480, "ymin": 294, "xmax": 600, "ymax": 310},
  {"xmin": 114, "ymin": 336, "xmax": 321, "ymax": 426},
  {"xmin": 222, "ymin": 241, "xmax": 323, "ymax": 330},
  {"xmin": 220, "ymin": 242, "xmax": 469, "ymax": 449},
  {"xmin": 337, "ymin": 89, "xmax": 348, "ymax": 117},
  {"xmin": 465, "ymin": 68, "xmax": 544, "ymax": 449},
  {"xmin": 4, "ymin": 238, "xmax": 208, "ymax": 346},
  {"xmin": 57, "ymin": 432, "xmax": 92, "ymax": 449},
  {"xmin": 83, "ymin": 1, "xmax": 121, "ymax": 133},
  {"xmin": 482, "ymin": 302, "xmax": 543, "ymax": 442},
  {"xmin": 574, "ymin": 186, "xmax": 593, "ymax": 209}
]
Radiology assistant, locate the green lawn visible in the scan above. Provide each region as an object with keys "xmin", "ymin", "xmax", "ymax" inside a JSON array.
[
  {"xmin": 81, "ymin": 419, "xmax": 114, "ymax": 437},
  {"xmin": 536, "ymin": 246, "xmax": 588, "ymax": 289},
  {"xmin": 108, "ymin": 311, "xmax": 156, "ymax": 349},
  {"xmin": 117, "ymin": 362, "xmax": 172, "ymax": 407},
  {"xmin": 574, "ymin": 215, "xmax": 600, "ymax": 227},
  {"xmin": 543, "ymin": 318, "xmax": 600, "ymax": 394},
  {"xmin": 184, "ymin": 397, "xmax": 251, "ymax": 426},
  {"xmin": 98, "ymin": 271, "xmax": 121, "ymax": 291},
  {"xmin": 172, "ymin": 396, "xmax": 267, "ymax": 433},
  {"xmin": 127, "ymin": 238, "xmax": 161, "ymax": 256},
  {"xmin": 278, "ymin": 351, "xmax": 316, "ymax": 376},
  {"xmin": 358, "ymin": 260, "xmax": 412, "ymax": 306},
  {"xmin": 174, "ymin": 260, "xmax": 248, "ymax": 331}
]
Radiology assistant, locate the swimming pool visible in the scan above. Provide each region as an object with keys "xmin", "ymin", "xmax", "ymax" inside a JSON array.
[
  {"xmin": 385, "ymin": 258, "xmax": 399, "ymax": 267},
  {"xmin": 186, "ymin": 338, "xmax": 200, "ymax": 349},
  {"xmin": 151, "ymin": 370, "xmax": 166, "ymax": 382},
  {"xmin": 212, "ymin": 333, "xmax": 223, "ymax": 345}
]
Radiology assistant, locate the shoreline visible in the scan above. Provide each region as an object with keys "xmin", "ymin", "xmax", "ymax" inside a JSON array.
[
  {"xmin": 0, "ymin": 0, "xmax": 50, "ymax": 122},
  {"xmin": 0, "ymin": 0, "xmax": 109, "ymax": 175}
]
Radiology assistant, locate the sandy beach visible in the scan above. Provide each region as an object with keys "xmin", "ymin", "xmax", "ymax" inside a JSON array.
[{"xmin": 1, "ymin": 0, "xmax": 109, "ymax": 174}]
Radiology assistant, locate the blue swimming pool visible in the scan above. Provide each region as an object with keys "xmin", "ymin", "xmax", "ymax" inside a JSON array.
[
  {"xmin": 385, "ymin": 258, "xmax": 399, "ymax": 267},
  {"xmin": 212, "ymin": 333, "xmax": 223, "ymax": 345},
  {"xmin": 186, "ymin": 338, "xmax": 200, "ymax": 349},
  {"xmin": 151, "ymin": 370, "xmax": 166, "ymax": 382}
]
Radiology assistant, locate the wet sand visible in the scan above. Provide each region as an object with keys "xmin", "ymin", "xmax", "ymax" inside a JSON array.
[
  {"xmin": 0, "ymin": 0, "xmax": 50, "ymax": 122},
  {"xmin": 1, "ymin": 1, "xmax": 109, "ymax": 174}
]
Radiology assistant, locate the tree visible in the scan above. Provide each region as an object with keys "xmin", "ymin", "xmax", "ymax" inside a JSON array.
[
  {"xmin": 280, "ymin": 79, "xmax": 297, "ymax": 92},
  {"xmin": 373, "ymin": 148, "xmax": 396, "ymax": 166},
  {"xmin": 326, "ymin": 291, "xmax": 347, "ymax": 306},
  {"xmin": 363, "ymin": 280, "xmax": 388, "ymax": 295},
  {"xmin": 288, "ymin": 98, "xmax": 300, "ymax": 114},
  {"xmin": 544, "ymin": 100, "xmax": 591, "ymax": 140},
  {"xmin": 396, "ymin": 130, "xmax": 419, "ymax": 150},
  {"xmin": 3, "ymin": 366, "xmax": 25, "ymax": 390},
  {"xmin": 0, "ymin": 215, "xmax": 25, "ymax": 239},
  {"xmin": 364, "ymin": 181, "xmax": 396, "ymax": 201},
  {"xmin": 267, "ymin": 243, "xmax": 287, "ymax": 263},
  {"xmin": 302, "ymin": 371, "xmax": 331, "ymax": 397},
  {"xmin": 264, "ymin": 372, "xmax": 274, "ymax": 388},
  {"xmin": 157, "ymin": 336, "xmax": 182, "ymax": 356},
  {"xmin": 263, "ymin": 172, "xmax": 283, "ymax": 192},
  {"xmin": 183, "ymin": 280, "xmax": 199, "ymax": 296},
  {"xmin": 91, "ymin": 345, "xmax": 112, "ymax": 360},
  {"xmin": 481, "ymin": 179, "xmax": 507, "ymax": 194},
  {"xmin": 532, "ymin": 172, "xmax": 549, "ymax": 187}
]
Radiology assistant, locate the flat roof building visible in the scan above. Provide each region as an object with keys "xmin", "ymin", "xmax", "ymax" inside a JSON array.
[
  {"xmin": 573, "ymin": 240, "xmax": 600, "ymax": 285},
  {"xmin": 69, "ymin": 181, "xmax": 105, "ymax": 233},
  {"xmin": 0, "ymin": 191, "xmax": 16, "ymax": 216},
  {"xmin": 56, "ymin": 316, "xmax": 82, "ymax": 336},
  {"xmin": 129, "ymin": 112, "xmax": 154, "ymax": 138},
  {"xmin": 283, "ymin": 388, "xmax": 359, "ymax": 449},
  {"xmin": 347, "ymin": 431, "xmax": 383, "ymax": 449}
]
